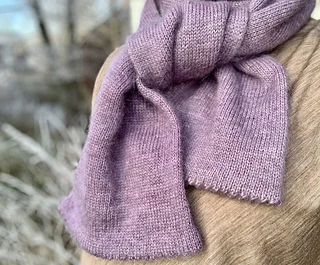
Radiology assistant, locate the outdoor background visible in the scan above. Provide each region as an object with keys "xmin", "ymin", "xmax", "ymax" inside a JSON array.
[
  {"xmin": 0, "ymin": 1, "xmax": 145, "ymax": 264},
  {"xmin": 0, "ymin": 1, "xmax": 319, "ymax": 265}
]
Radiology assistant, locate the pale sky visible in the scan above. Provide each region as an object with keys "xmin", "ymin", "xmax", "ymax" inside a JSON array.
[
  {"xmin": 0, "ymin": 0, "xmax": 36, "ymax": 36},
  {"xmin": 0, "ymin": 0, "xmax": 121, "ymax": 44}
]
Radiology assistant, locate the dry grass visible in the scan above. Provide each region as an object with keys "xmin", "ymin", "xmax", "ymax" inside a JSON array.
[{"xmin": 0, "ymin": 112, "xmax": 87, "ymax": 265}]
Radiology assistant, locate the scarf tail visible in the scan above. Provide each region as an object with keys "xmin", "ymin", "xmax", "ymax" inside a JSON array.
[{"xmin": 59, "ymin": 48, "xmax": 202, "ymax": 260}]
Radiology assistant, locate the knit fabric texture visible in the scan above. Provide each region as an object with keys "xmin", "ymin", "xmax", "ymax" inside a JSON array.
[{"xmin": 59, "ymin": 0, "xmax": 315, "ymax": 260}]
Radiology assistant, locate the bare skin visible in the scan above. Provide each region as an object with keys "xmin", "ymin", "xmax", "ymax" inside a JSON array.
[{"xmin": 81, "ymin": 19, "xmax": 320, "ymax": 265}]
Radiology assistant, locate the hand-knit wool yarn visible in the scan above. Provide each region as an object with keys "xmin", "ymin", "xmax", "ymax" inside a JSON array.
[{"xmin": 59, "ymin": 0, "xmax": 315, "ymax": 260}]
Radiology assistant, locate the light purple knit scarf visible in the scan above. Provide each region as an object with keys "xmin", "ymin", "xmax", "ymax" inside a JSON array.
[{"xmin": 59, "ymin": 0, "xmax": 315, "ymax": 260}]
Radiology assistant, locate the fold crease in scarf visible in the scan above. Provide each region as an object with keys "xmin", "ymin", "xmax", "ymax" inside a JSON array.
[{"xmin": 59, "ymin": 0, "xmax": 315, "ymax": 260}]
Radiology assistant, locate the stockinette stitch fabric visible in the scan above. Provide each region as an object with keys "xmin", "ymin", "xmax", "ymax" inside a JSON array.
[{"xmin": 59, "ymin": 0, "xmax": 315, "ymax": 260}]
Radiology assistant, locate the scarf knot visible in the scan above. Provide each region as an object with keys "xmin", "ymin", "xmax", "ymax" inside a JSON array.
[{"xmin": 128, "ymin": 0, "xmax": 313, "ymax": 90}]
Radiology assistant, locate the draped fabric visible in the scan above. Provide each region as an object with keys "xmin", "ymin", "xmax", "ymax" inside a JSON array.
[{"xmin": 59, "ymin": 0, "xmax": 315, "ymax": 260}]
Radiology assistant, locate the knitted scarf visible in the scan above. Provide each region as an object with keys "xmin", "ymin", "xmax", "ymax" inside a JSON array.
[{"xmin": 59, "ymin": 0, "xmax": 315, "ymax": 260}]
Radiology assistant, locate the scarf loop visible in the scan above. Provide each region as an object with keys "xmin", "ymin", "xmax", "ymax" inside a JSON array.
[{"xmin": 59, "ymin": 0, "xmax": 315, "ymax": 260}]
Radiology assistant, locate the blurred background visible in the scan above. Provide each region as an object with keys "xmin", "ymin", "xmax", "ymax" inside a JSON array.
[
  {"xmin": 0, "ymin": 0, "xmax": 145, "ymax": 264},
  {"xmin": 0, "ymin": 1, "xmax": 319, "ymax": 265}
]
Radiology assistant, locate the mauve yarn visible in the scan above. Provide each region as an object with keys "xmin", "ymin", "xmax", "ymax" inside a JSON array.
[{"xmin": 59, "ymin": 0, "xmax": 315, "ymax": 260}]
